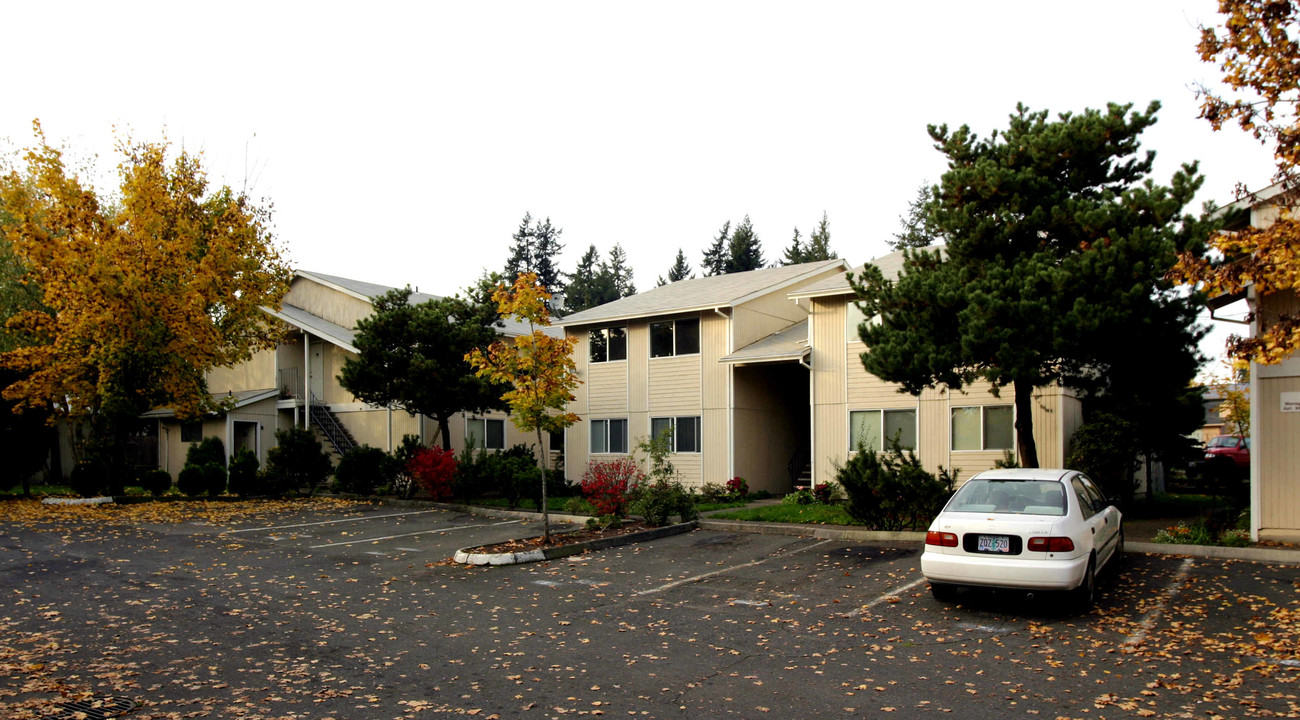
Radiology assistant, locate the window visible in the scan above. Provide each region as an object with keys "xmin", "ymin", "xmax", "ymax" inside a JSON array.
[
  {"xmin": 589, "ymin": 327, "xmax": 627, "ymax": 363},
  {"xmin": 181, "ymin": 422, "xmax": 203, "ymax": 443},
  {"xmin": 549, "ymin": 429, "xmax": 564, "ymax": 452},
  {"xmin": 846, "ymin": 300, "xmax": 867, "ymax": 343},
  {"xmin": 849, "ymin": 409, "xmax": 917, "ymax": 451},
  {"xmin": 650, "ymin": 416, "xmax": 702, "ymax": 453},
  {"xmin": 590, "ymin": 418, "xmax": 628, "ymax": 454},
  {"xmin": 951, "ymin": 406, "xmax": 1014, "ymax": 451},
  {"xmin": 649, "ymin": 318, "xmax": 700, "ymax": 357},
  {"xmin": 466, "ymin": 417, "xmax": 505, "ymax": 450}
]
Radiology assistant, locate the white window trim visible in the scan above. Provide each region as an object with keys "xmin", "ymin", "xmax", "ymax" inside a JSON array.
[
  {"xmin": 588, "ymin": 326, "xmax": 628, "ymax": 364},
  {"xmin": 590, "ymin": 418, "xmax": 629, "ymax": 455},
  {"xmin": 649, "ymin": 415, "xmax": 702, "ymax": 454},
  {"xmin": 848, "ymin": 407, "xmax": 918, "ymax": 453},
  {"xmin": 465, "ymin": 416, "xmax": 506, "ymax": 451},
  {"xmin": 950, "ymin": 405, "xmax": 1014, "ymax": 452}
]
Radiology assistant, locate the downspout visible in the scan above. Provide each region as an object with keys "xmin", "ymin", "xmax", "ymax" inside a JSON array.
[
  {"xmin": 303, "ymin": 330, "xmax": 310, "ymax": 430},
  {"xmin": 802, "ymin": 298, "xmax": 815, "ymax": 490},
  {"xmin": 715, "ymin": 307, "xmax": 733, "ymax": 481},
  {"xmin": 1248, "ymin": 285, "xmax": 1261, "ymax": 542}
]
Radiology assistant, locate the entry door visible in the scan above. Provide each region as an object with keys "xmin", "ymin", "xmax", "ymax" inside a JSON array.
[{"xmin": 310, "ymin": 344, "xmax": 325, "ymax": 400}]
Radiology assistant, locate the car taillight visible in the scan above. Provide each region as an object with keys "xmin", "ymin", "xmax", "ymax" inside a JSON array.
[
  {"xmin": 1027, "ymin": 536, "xmax": 1075, "ymax": 552},
  {"xmin": 926, "ymin": 531, "xmax": 958, "ymax": 547}
]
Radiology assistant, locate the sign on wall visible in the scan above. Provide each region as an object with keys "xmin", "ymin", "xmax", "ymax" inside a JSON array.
[{"xmin": 1282, "ymin": 392, "xmax": 1300, "ymax": 413}]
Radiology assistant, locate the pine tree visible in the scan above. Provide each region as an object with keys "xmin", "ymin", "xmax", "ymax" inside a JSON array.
[
  {"xmin": 891, "ymin": 183, "xmax": 942, "ymax": 250},
  {"xmin": 564, "ymin": 245, "xmax": 617, "ymax": 313},
  {"xmin": 852, "ymin": 102, "xmax": 1208, "ymax": 469},
  {"xmin": 503, "ymin": 212, "xmax": 565, "ymax": 293},
  {"xmin": 605, "ymin": 243, "xmax": 637, "ymax": 297},
  {"xmin": 780, "ymin": 228, "xmax": 806, "ymax": 266},
  {"xmin": 701, "ymin": 221, "xmax": 730, "ymax": 276},
  {"xmin": 805, "ymin": 211, "xmax": 837, "ymax": 261},
  {"xmin": 504, "ymin": 212, "xmax": 534, "ymax": 283},
  {"xmin": 658, "ymin": 248, "xmax": 694, "ymax": 286},
  {"xmin": 725, "ymin": 215, "xmax": 765, "ymax": 273}
]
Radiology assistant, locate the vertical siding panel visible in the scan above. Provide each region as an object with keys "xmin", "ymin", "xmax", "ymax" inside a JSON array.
[
  {"xmin": 703, "ymin": 408, "xmax": 729, "ymax": 483},
  {"xmin": 568, "ymin": 330, "xmax": 591, "ymax": 481},
  {"xmin": 1260, "ymin": 376, "xmax": 1300, "ymax": 533},
  {"xmin": 628, "ymin": 321, "xmax": 650, "ymax": 446},
  {"xmin": 812, "ymin": 298, "xmax": 848, "ymax": 486},
  {"xmin": 701, "ymin": 311, "xmax": 730, "ymax": 482},
  {"xmin": 1030, "ymin": 388, "xmax": 1060, "ymax": 468},
  {"xmin": 918, "ymin": 387, "xmax": 950, "ymax": 476}
]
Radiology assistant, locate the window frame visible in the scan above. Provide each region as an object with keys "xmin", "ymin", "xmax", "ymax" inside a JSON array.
[
  {"xmin": 588, "ymin": 326, "xmax": 628, "ymax": 363},
  {"xmin": 466, "ymin": 416, "xmax": 506, "ymax": 451},
  {"xmin": 950, "ymin": 405, "xmax": 1015, "ymax": 452},
  {"xmin": 649, "ymin": 317, "xmax": 701, "ymax": 358},
  {"xmin": 589, "ymin": 418, "xmax": 629, "ymax": 454},
  {"xmin": 649, "ymin": 415, "xmax": 702, "ymax": 454},
  {"xmin": 181, "ymin": 421, "xmax": 203, "ymax": 443},
  {"xmin": 848, "ymin": 408, "xmax": 917, "ymax": 452}
]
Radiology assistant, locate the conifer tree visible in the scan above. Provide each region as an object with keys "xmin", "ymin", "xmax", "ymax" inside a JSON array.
[
  {"xmin": 891, "ymin": 183, "xmax": 943, "ymax": 250},
  {"xmin": 780, "ymin": 228, "xmax": 806, "ymax": 266},
  {"xmin": 805, "ymin": 211, "xmax": 837, "ymax": 261},
  {"xmin": 503, "ymin": 212, "xmax": 565, "ymax": 293},
  {"xmin": 701, "ymin": 221, "xmax": 730, "ymax": 276},
  {"xmin": 605, "ymin": 243, "xmax": 637, "ymax": 297},
  {"xmin": 725, "ymin": 215, "xmax": 765, "ymax": 273},
  {"xmin": 658, "ymin": 248, "xmax": 694, "ymax": 286}
]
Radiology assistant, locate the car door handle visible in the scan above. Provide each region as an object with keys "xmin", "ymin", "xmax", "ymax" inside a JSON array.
[{"xmin": 1091, "ymin": 527, "xmax": 1096, "ymax": 535}]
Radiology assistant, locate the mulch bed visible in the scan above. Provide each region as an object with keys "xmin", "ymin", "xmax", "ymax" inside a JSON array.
[{"xmin": 468, "ymin": 521, "xmax": 651, "ymax": 554}]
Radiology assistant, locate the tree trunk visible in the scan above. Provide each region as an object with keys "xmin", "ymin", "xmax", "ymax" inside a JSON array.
[
  {"xmin": 436, "ymin": 415, "xmax": 452, "ymax": 451},
  {"xmin": 1013, "ymin": 378, "xmax": 1040, "ymax": 469},
  {"xmin": 536, "ymin": 427, "xmax": 550, "ymax": 542}
]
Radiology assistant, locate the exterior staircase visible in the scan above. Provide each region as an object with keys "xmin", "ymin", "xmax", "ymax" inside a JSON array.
[
  {"xmin": 789, "ymin": 451, "xmax": 813, "ymax": 490},
  {"xmin": 309, "ymin": 393, "xmax": 357, "ymax": 460}
]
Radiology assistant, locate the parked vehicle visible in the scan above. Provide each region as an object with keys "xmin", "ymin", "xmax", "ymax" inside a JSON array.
[
  {"xmin": 1203, "ymin": 434, "xmax": 1250, "ymax": 470},
  {"xmin": 921, "ymin": 468, "xmax": 1123, "ymax": 609}
]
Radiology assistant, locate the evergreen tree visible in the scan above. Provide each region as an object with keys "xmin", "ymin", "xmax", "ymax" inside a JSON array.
[
  {"xmin": 851, "ymin": 102, "xmax": 1209, "ymax": 468},
  {"xmin": 780, "ymin": 228, "xmax": 806, "ymax": 266},
  {"xmin": 701, "ymin": 221, "xmax": 730, "ymax": 276},
  {"xmin": 658, "ymin": 248, "xmax": 693, "ymax": 286},
  {"xmin": 605, "ymin": 243, "xmax": 637, "ymax": 297},
  {"xmin": 725, "ymin": 215, "xmax": 765, "ymax": 273},
  {"xmin": 805, "ymin": 211, "xmax": 837, "ymax": 261},
  {"xmin": 503, "ymin": 212, "xmax": 565, "ymax": 293},
  {"xmin": 891, "ymin": 182, "xmax": 942, "ymax": 250},
  {"xmin": 565, "ymin": 245, "xmax": 618, "ymax": 313}
]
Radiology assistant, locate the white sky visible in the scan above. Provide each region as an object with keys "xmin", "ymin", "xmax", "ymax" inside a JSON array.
[{"xmin": 0, "ymin": 1, "xmax": 1277, "ymax": 369}]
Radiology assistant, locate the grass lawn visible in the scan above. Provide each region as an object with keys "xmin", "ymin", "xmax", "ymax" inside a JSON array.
[{"xmin": 709, "ymin": 503, "xmax": 862, "ymax": 526}]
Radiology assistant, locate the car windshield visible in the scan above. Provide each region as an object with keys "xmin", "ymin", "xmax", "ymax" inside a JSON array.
[
  {"xmin": 945, "ymin": 479, "xmax": 1067, "ymax": 516},
  {"xmin": 1207, "ymin": 436, "xmax": 1241, "ymax": 448}
]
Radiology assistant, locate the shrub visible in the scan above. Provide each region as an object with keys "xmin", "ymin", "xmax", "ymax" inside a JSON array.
[
  {"xmin": 812, "ymin": 482, "xmax": 836, "ymax": 504},
  {"xmin": 1153, "ymin": 520, "xmax": 1216, "ymax": 545},
  {"xmin": 227, "ymin": 449, "xmax": 260, "ymax": 497},
  {"xmin": 500, "ymin": 444, "xmax": 543, "ymax": 510},
  {"xmin": 564, "ymin": 497, "xmax": 593, "ymax": 515},
  {"xmin": 140, "ymin": 469, "xmax": 172, "ymax": 497},
  {"xmin": 185, "ymin": 436, "xmax": 226, "ymax": 469},
  {"xmin": 201, "ymin": 462, "xmax": 227, "ymax": 496},
  {"xmin": 334, "ymin": 445, "xmax": 396, "ymax": 496},
  {"xmin": 263, "ymin": 427, "xmax": 333, "ymax": 495},
  {"xmin": 453, "ymin": 442, "xmax": 492, "ymax": 500},
  {"xmin": 177, "ymin": 464, "xmax": 206, "ymax": 497},
  {"xmin": 69, "ymin": 460, "xmax": 108, "ymax": 498},
  {"xmin": 1066, "ymin": 414, "xmax": 1141, "ymax": 502},
  {"xmin": 725, "ymin": 476, "xmax": 749, "ymax": 500},
  {"xmin": 629, "ymin": 479, "xmax": 698, "ymax": 526},
  {"xmin": 408, "ymin": 446, "xmax": 457, "ymax": 501},
  {"xmin": 783, "ymin": 488, "xmax": 815, "ymax": 505},
  {"xmin": 835, "ymin": 441, "xmax": 954, "ymax": 531},
  {"xmin": 698, "ymin": 482, "xmax": 729, "ymax": 503},
  {"xmin": 580, "ymin": 457, "xmax": 643, "ymax": 516},
  {"xmin": 1219, "ymin": 529, "xmax": 1252, "ymax": 547},
  {"xmin": 390, "ymin": 434, "xmax": 424, "ymax": 499}
]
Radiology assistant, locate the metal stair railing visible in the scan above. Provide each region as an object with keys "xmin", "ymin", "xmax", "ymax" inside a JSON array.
[{"xmin": 309, "ymin": 392, "xmax": 356, "ymax": 456}]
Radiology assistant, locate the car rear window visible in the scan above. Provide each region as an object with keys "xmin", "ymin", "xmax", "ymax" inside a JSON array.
[{"xmin": 945, "ymin": 479, "xmax": 1067, "ymax": 516}]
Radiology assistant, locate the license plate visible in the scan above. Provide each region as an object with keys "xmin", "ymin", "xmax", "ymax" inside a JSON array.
[{"xmin": 977, "ymin": 535, "xmax": 1010, "ymax": 553}]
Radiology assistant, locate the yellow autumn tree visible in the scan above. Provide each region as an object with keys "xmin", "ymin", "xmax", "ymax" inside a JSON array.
[
  {"xmin": 0, "ymin": 122, "xmax": 292, "ymax": 491},
  {"xmin": 466, "ymin": 272, "xmax": 580, "ymax": 541},
  {"xmin": 1177, "ymin": 0, "xmax": 1300, "ymax": 363}
]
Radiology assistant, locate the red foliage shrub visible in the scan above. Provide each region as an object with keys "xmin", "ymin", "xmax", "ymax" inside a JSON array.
[
  {"xmin": 725, "ymin": 476, "xmax": 749, "ymax": 499},
  {"xmin": 409, "ymin": 446, "xmax": 457, "ymax": 501},
  {"xmin": 580, "ymin": 457, "xmax": 643, "ymax": 516}
]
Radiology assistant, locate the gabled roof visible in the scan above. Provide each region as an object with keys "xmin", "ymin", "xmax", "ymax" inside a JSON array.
[
  {"xmin": 297, "ymin": 270, "xmax": 441, "ymax": 305},
  {"xmin": 557, "ymin": 259, "xmax": 848, "ymax": 327},
  {"xmin": 141, "ymin": 388, "xmax": 279, "ymax": 419},
  {"xmin": 789, "ymin": 245, "xmax": 945, "ymax": 299},
  {"xmin": 266, "ymin": 303, "xmax": 358, "ymax": 352},
  {"xmin": 720, "ymin": 319, "xmax": 809, "ymax": 365}
]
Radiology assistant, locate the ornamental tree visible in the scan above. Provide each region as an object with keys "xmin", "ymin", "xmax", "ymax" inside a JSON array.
[
  {"xmin": 466, "ymin": 272, "xmax": 580, "ymax": 541},
  {"xmin": 1180, "ymin": 0, "xmax": 1300, "ymax": 363},
  {"xmin": 0, "ymin": 122, "xmax": 291, "ymax": 492},
  {"xmin": 851, "ymin": 102, "xmax": 1209, "ymax": 468},
  {"xmin": 339, "ymin": 287, "xmax": 507, "ymax": 450}
]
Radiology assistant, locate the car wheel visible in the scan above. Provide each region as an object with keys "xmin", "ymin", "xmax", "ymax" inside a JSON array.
[
  {"xmin": 1072, "ymin": 557, "xmax": 1096, "ymax": 611},
  {"xmin": 1113, "ymin": 529, "xmax": 1125, "ymax": 568},
  {"xmin": 929, "ymin": 581, "xmax": 959, "ymax": 603}
]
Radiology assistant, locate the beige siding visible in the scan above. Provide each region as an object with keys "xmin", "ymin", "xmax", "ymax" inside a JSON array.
[
  {"xmin": 284, "ymin": 277, "xmax": 373, "ymax": 329},
  {"xmin": 568, "ymin": 330, "xmax": 591, "ymax": 480},
  {"xmin": 208, "ymin": 348, "xmax": 276, "ymax": 394},
  {"xmin": 1259, "ymin": 375, "xmax": 1300, "ymax": 536},
  {"xmin": 733, "ymin": 292, "xmax": 807, "ymax": 350},
  {"xmin": 648, "ymin": 355, "xmax": 702, "ymax": 413},
  {"xmin": 588, "ymin": 362, "xmax": 629, "ymax": 414},
  {"xmin": 671, "ymin": 453, "xmax": 703, "ymax": 486},
  {"xmin": 628, "ymin": 322, "xmax": 649, "ymax": 413},
  {"xmin": 811, "ymin": 297, "xmax": 848, "ymax": 486},
  {"xmin": 703, "ymin": 407, "xmax": 729, "ymax": 483},
  {"xmin": 701, "ymin": 311, "xmax": 731, "ymax": 482}
]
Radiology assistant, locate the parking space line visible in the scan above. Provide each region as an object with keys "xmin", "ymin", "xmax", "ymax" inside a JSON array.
[
  {"xmin": 842, "ymin": 576, "xmax": 928, "ymax": 617},
  {"xmin": 1124, "ymin": 557, "xmax": 1194, "ymax": 647},
  {"xmin": 226, "ymin": 509, "xmax": 444, "ymax": 534},
  {"xmin": 634, "ymin": 539, "xmax": 833, "ymax": 596},
  {"xmin": 308, "ymin": 519, "xmax": 520, "ymax": 549}
]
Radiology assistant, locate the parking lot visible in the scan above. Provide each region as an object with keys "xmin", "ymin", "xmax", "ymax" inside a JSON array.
[{"xmin": 2, "ymin": 501, "xmax": 1298, "ymax": 719}]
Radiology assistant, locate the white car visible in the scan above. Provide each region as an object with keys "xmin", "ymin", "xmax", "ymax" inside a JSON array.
[{"xmin": 920, "ymin": 468, "xmax": 1123, "ymax": 607}]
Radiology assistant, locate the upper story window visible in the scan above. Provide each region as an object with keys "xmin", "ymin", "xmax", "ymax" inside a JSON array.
[
  {"xmin": 846, "ymin": 300, "xmax": 867, "ymax": 343},
  {"xmin": 589, "ymin": 327, "xmax": 627, "ymax": 363},
  {"xmin": 951, "ymin": 406, "xmax": 1014, "ymax": 451},
  {"xmin": 650, "ymin": 318, "xmax": 700, "ymax": 358}
]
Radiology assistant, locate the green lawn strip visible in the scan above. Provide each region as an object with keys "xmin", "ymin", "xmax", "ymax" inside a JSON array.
[{"xmin": 709, "ymin": 503, "xmax": 862, "ymax": 526}]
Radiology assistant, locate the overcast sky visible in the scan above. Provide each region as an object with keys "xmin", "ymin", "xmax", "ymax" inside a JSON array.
[{"xmin": 1, "ymin": 1, "xmax": 1277, "ymax": 369}]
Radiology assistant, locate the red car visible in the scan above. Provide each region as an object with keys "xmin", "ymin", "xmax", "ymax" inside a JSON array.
[{"xmin": 1204, "ymin": 435, "xmax": 1250, "ymax": 470}]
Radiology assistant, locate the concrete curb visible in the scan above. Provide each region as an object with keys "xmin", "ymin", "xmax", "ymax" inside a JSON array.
[
  {"xmin": 699, "ymin": 518, "xmax": 925, "ymax": 543},
  {"xmin": 453, "ymin": 521, "xmax": 697, "ymax": 566},
  {"xmin": 1127, "ymin": 541, "xmax": 1300, "ymax": 564}
]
